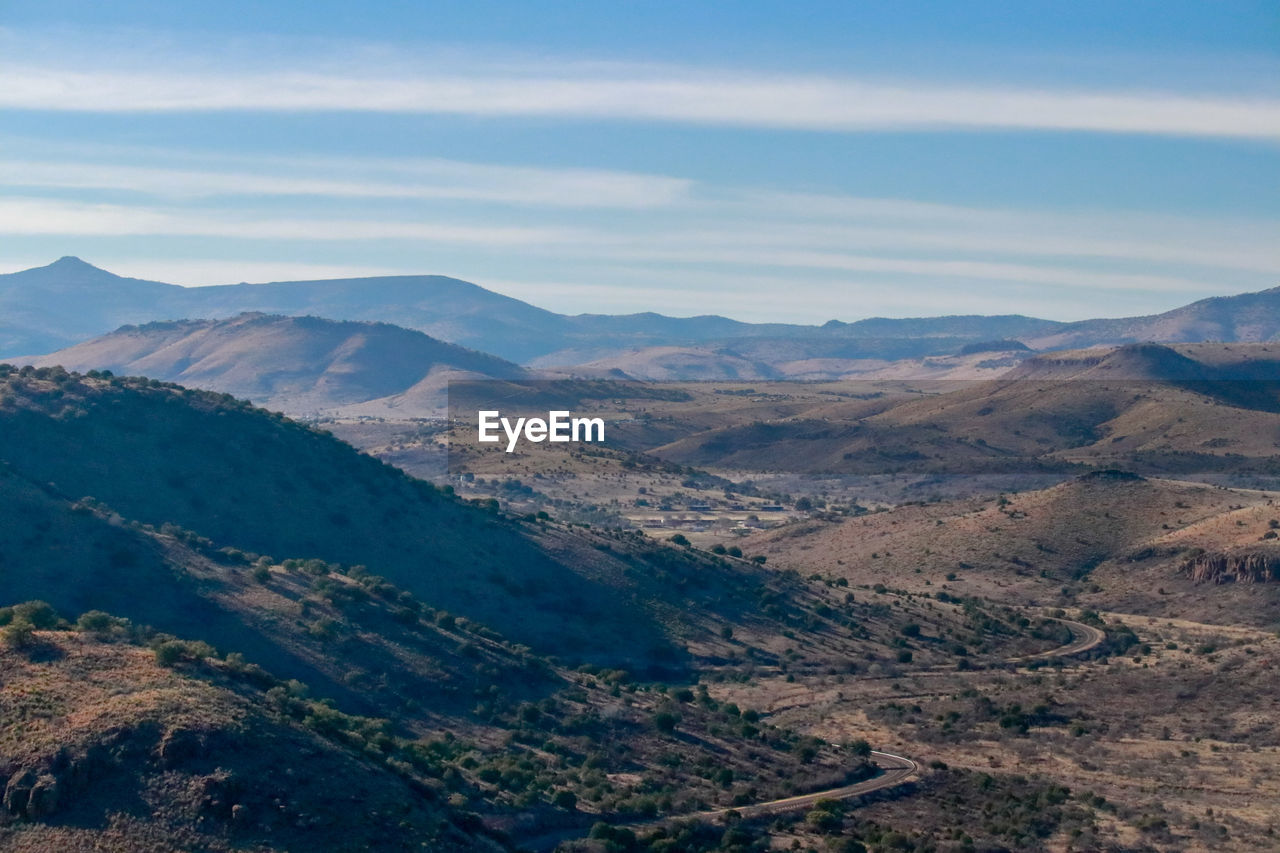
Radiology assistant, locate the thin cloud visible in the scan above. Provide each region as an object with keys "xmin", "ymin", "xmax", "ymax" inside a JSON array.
[
  {"xmin": 2, "ymin": 62, "xmax": 1278, "ymax": 140},
  {"xmin": 3, "ymin": 151, "xmax": 1275, "ymax": 275},
  {"xmin": 0, "ymin": 158, "xmax": 690, "ymax": 209},
  {"xmin": 0, "ymin": 197, "xmax": 579, "ymax": 243}
]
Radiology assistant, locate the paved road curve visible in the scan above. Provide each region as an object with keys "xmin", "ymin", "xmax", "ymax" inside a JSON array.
[
  {"xmin": 519, "ymin": 616, "xmax": 1104, "ymax": 850},
  {"xmin": 1007, "ymin": 616, "xmax": 1106, "ymax": 664},
  {"xmin": 683, "ymin": 750, "xmax": 918, "ymax": 821}
]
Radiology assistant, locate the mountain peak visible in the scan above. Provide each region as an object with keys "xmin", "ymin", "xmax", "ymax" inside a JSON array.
[{"xmin": 48, "ymin": 256, "xmax": 102, "ymax": 271}]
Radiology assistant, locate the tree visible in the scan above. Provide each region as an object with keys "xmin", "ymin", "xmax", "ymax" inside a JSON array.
[{"xmin": 669, "ymin": 533, "xmax": 690, "ymax": 546}]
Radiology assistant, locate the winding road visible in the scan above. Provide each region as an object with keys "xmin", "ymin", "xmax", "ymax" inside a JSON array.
[
  {"xmin": 520, "ymin": 614, "xmax": 1104, "ymax": 850},
  {"xmin": 683, "ymin": 750, "xmax": 919, "ymax": 822},
  {"xmin": 1007, "ymin": 615, "xmax": 1106, "ymax": 664}
]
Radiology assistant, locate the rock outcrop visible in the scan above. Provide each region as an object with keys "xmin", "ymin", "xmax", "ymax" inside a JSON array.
[{"xmin": 1183, "ymin": 550, "xmax": 1280, "ymax": 584}]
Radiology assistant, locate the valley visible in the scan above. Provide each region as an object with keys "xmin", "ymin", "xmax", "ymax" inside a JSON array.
[{"xmin": 3, "ymin": 264, "xmax": 1280, "ymax": 851}]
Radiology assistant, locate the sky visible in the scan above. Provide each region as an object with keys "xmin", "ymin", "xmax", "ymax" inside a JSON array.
[{"xmin": 1, "ymin": 1, "xmax": 1277, "ymax": 323}]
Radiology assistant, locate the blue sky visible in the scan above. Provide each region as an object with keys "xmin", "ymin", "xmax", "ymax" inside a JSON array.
[{"xmin": 1, "ymin": 1, "xmax": 1277, "ymax": 322}]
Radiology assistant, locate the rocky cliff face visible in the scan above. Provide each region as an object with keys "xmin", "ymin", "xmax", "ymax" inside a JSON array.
[{"xmin": 1183, "ymin": 550, "xmax": 1280, "ymax": 584}]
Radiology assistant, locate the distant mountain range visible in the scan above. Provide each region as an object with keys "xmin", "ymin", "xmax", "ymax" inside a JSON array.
[{"xmin": 5, "ymin": 257, "xmax": 1280, "ymax": 379}]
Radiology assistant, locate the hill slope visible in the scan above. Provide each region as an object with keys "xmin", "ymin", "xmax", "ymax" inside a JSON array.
[
  {"xmin": 30, "ymin": 313, "xmax": 526, "ymax": 416},
  {"xmin": 747, "ymin": 471, "xmax": 1280, "ymax": 626},
  {"xmin": 650, "ymin": 343, "xmax": 1280, "ymax": 478},
  {"xmin": 0, "ymin": 629, "xmax": 496, "ymax": 852},
  {"xmin": 0, "ymin": 365, "xmax": 701, "ymax": 674}
]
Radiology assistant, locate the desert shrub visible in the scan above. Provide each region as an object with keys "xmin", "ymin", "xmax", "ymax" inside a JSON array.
[
  {"xmin": 153, "ymin": 638, "xmax": 216, "ymax": 667},
  {"xmin": 74, "ymin": 610, "xmax": 133, "ymax": 639},
  {"xmin": 652, "ymin": 710, "xmax": 679, "ymax": 734},
  {"xmin": 154, "ymin": 640, "xmax": 185, "ymax": 667},
  {"xmin": 1, "ymin": 619, "xmax": 35, "ymax": 649},
  {"xmin": 11, "ymin": 600, "xmax": 58, "ymax": 629}
]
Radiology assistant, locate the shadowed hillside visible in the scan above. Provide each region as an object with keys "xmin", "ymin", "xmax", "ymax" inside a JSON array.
[{"xmin": 0, "ymin": 365, "xmax": 702, "ymax": 674}]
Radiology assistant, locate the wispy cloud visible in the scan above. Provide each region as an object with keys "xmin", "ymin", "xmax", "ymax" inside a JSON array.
[
  {"xmin": 4, "ymin": 151, "xmax": 1276, "ymax": 274},
  {"xmin": 3, "ymin": 61, "xmax": 1278, "ymax": 140},
  {"xmin": 0, "ymin": 157, "xmax": 690, "ymax": 209},
  {"xmin": 0, "ymin": 197, "xmax": 577, "ymax": 243}
]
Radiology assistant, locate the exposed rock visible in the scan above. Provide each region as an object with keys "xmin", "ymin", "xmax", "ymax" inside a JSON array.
[
  {"xmin": 2, "ymin": 768, "xmax": 36, "ymax": 817},
  {"xmin": 1183, "ymin": 550, "xmax": 1280, "ymax": 584},
  {"xmin": 26, "ymin": 774, "xmax": 59, "ymax": 818},
  {"xmin": 157, "ymin": 727, "xmax": 208, "ymax": 767}
]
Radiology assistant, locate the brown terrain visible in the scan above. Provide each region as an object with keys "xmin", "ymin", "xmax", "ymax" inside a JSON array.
[{"xmin": 4, "ymin": 327, "xmax": 1280, "ymax": 850}]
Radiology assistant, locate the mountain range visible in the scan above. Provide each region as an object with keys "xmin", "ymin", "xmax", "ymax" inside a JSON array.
[{"xmin": 6, "ymin": 258, "xmax": 1280, "ymax": 377}]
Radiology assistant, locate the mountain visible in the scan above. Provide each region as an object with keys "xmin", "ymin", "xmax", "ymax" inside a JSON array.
[
  {"xmin": 6, "ymin": 258, "xmax": 1280, "ymax": 378},
  {"xmin": 28, "ymin": 312, "xmax": 526, "ymax": 416},
  {"xmin": 0, "ymin": 258, "xmax": 1058, "ymax": 368},
  {"xmin": 0, "ymin": 257, "xmax": 183, "ymax": 356},
  {"xmin": 1026, "ymin": 286, "xmax": 1280, "ymax": 350}
]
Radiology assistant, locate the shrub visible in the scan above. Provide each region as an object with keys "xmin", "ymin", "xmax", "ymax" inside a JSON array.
[
  {"xmin": 154, "ymin": 640, "xmax": 185, "ymax": 667},
  {"xmin": 652, "ymin": 710, "xmax": 679, "ymax": 734},
  {"xmin": 1, "ymin": 619, "xmax": 35, "ymax": 649},
  {"xmin": 669, "ymin": 533, "xmax": 690, "ymax": 547},
  {"xmin": 12, "ymin": 601, "xmax": 58, "ymax": 629},
  {"xmin": 848, "ymin": 739, "xmax": 872, "ymax": 757}
]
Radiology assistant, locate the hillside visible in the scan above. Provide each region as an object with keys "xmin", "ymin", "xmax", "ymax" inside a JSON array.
[
  {"xmin": 0, "ymin": 365, "xmax": 709, "ymax": 675},
  {"xmin": 0, "ymin": 628, "xmax": 496, "ymax": 852},
  {"xmin": 649, "ymin": 343, "xmax": 1280, "ymax": 480},
  {"xmin": 746, "ymin": 471, "xmax": 1280, "ymax": 625},
  {"xmin": 29, "ymin": 313, "xmax": 526, "ymax": 416}
]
